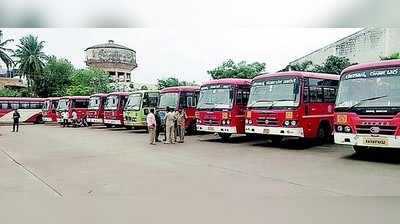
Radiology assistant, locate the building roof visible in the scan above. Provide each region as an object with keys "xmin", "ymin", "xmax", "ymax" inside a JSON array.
[
  {"xmin": 160, "ymin": 86, "xmax": 200, "ymax": 93},
  {"xmin": 0, "ymin": 78, "xmax": 26, "ymax": 88},
  {"xmin": 201, "ymin": 78, "xmax": 252, "ymax": 86},
  {"xmin": 341, "ymin": 59, "xmax": 400, "ymax": 75},
  {"xmin": 253, "ymin": 71, "xmax": 340, "ymax": 81},
  {"xmin": 85, "ymin": 40, "xmax": 135, "ymax": 52}
]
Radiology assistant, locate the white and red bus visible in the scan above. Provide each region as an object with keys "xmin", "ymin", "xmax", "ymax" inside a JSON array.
[
  {"xmin": 157, "ymin": 86, "xmax": 200, "ymax": 133},
  {"xmin": 245, "ymin": 72, "xmax": 339, "ymax": 143},
  {"xmin": 196, "ymin": 78, "xmax": 251, "ymax": 139},
  {"xmin": 56, "ymin": 96, "xmax": 90, "ymax": 124},
  {"xmin": 334, "ymin": 60, "xmax": 400, "ymax": 153},
  {"xmin": 103, "ymin": 92, "xmax": 129, "ymax": 127},
  {"xmin": 0, "ymin": 97, "xmax": 44, "ymax": 124},
  {"xmin": 86, "ymin": 93, "xmax": 108, "ymax": 125},
  {"xmin": 42, "ymin": 97, "xmax": 60, "ymax": 123}
]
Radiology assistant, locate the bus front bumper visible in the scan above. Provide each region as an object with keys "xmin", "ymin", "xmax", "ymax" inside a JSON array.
[
  {"xmin": 197, "ymin": 125, "xmax": 237, "ymax": 134},
  {"xmin": 245, "ymin": 125, "xmax": 304, "ymax": 137},
  {"xmin": 124, "ymin": 120, "xmax": 146, "ymax": 127},
  {"xmin": 87, "ymin": 118, "xmax": 103, "ymax": 123},
  {"xmin": 43, "ymin": 117, "xmax": 53, "ymax": 122},
  {"xmin": 104, "ymin": 119, "xmax": 122, "ymax": 125},
  {"xmin": 334, "ymin": 133, "xmax": 400, "ymax": 148}
]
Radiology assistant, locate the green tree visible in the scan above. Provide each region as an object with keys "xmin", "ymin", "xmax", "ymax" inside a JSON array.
[
  {"xmin": 0, "ymin": 88, "xmax": 22, "ymax": 97},
  {"xmin": 207, "ymin": 59, "xmax": 266, "ymax": 79},
  {"xmin": 313, "ymin": 55, "xmax": 354, "ymax": 75},
  {"xmin": 14, "ymin": 35, "xmax": 47, "ymax": 91},
  {"xmin": 67, "ymin": 68, "xmax": 112, "ymax": 96},
  {"xmin": 157, "ymin": 77, "xmax": 196, "ymax": 90},
  {"xmin": 0, "ymin": 30, "xmax": 15, "ymax": 77},
  {"xmin": 380, "ymin": 52, "xmax": 400, "ymax": 60},
  {"xmin": 34, "ymin": 56, "xmax": 75, "ymax": 97},
  {"xmin": 280, "ymin": 60, "xmax": 313, "ymax": 72}
]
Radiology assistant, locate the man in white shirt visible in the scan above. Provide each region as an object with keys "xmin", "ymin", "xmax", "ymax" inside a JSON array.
[
  {"xmin": 146, "ymin": 108, "xmax": 157, "ymax": 145},
  {"xmin": 71, "ymin": 110, "xmax": 78, "ymax": 127}
]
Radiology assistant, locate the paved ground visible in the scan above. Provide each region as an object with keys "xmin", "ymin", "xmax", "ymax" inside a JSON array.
[{"xmin": 1, "ymin": 125, "xmax": 400, "ymax": 223}]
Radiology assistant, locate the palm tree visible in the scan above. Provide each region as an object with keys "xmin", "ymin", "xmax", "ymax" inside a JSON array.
[
  {"xmin": 0, "ymin": 30, "xmax": 15, "ymax": 78},
  {"xmin": 14, "ymin": 35, "xmax": 47, "ymax": 88}
]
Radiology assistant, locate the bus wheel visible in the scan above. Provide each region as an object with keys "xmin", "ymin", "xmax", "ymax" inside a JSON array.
[
  {"xmin": 317, "ymin": 124, "xmax": 330, "ymax": 144},
  {"xmin": 218, "ymin": 133, "xmax": 232, "ymax": 140},
  {"xmin": 125, "ymin": 126, "xmax": 133, "ymax": 130},
  {"xmin": 105, "ymin": 124, "xmax": 112, "ymax": 128},
  {"xmin": 270, "ymin": 136, "xmax": 283, "ymax": 145}
]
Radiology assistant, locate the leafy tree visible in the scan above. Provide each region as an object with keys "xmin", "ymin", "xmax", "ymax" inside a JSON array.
[
  {"xmin": 280, "ymin": 60, "xmax": 313, "ymax": 72},
  {"xmin": 313, "ymin": 55, "xmax": 354, "ymax": 75},
  {"xmin": 0, "ymin": 30, "xmax": 15, "ymax": 77},
  {"xmin": 14, "ymin": 35, "xmax": 47, "ymax": 90},
  {"xmin": 157, "ymin": 77, "xmax": 196, "ymax": 90},
  {"xmin": 67, "ymin": 68, "xmax": 112, "ymax": 96},
  {"xmin": 207, "ymin": 59, "xmax": 266, "ymax": 79},
  {"xmin": 0, "ymin": 88, "xmax": 21, "ymax": 97},
  {"xmin": 380, "ymin": 52, "xmax": 400, "ymax": 60},
  {"xmin": 33, "ymin": 56, "xmax": 74, "ymax": 97}
]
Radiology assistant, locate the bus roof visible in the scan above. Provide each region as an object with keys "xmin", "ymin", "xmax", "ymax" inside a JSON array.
[
  {"xmin": 60, "ymin": 96, "xmax": 90, "ymax": 100},
  {"xmin": 253, "ymin": 71, "xmax": 340, "ymax": 81},
  {"xmin": 0, "ymin": 97, "xmax": 45, "ymax": 101},
  {"xmin": 160, "ymin": 86, "xmax": 200, "ymax": 93},
  {"xmin": 90, "ymin": 93, "xmax": 109, "ymax": 97},
  {"xmin": 46, "ymin": 97, "xmax": 60, "ymax": 101},
  {"xmin": 106, "ymin": 92, "xmax": 130, "ymax": 96},
  {"xmin": 341, "ymin": 60, "xmax": 400, "ymax": 75},
  {"xmin": 129, "ymin": 90, "xmax": 160, "ymax": 94},
  {"xmin": 201, "ymin": 78, "xmax": 251, "ymax": 86}
]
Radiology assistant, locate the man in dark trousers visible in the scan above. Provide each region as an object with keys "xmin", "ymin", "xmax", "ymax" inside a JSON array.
[
  {"xmin": 154, "ymin": 110, "xmax": 162, "ymax": 142},
  {"xmin": 12, "ymin": 109, "xmax": 21, "ymax": 132}
]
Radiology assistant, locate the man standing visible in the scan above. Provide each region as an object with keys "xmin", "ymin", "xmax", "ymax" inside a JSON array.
[
  {"xmin": 146, "ymin": 108, "xmax": 157, "ymax": 145},
  {"xmin": 164, "ymin": 107, "xmax": 176, "ymax": 144},
  {"xmin": 177, "ymin": 109, "xmax": 187, "ymax": 143},
  {"xmin": 154, "ymin": 110, "xmax": 162, "ymax": 142},
  {"xmin": 12, "ymin": 109, "xmax": 20, "ymax": 132},
  {"xmin": 71, "ymin": 110, "xmax": 78, "ymax": 127},
  {"xmin": 62, "ymin": 111, "xmax": 68, "ymax": 127}
]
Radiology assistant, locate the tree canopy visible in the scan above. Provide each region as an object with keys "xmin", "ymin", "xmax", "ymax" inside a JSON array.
[
  {"xmin": 157, "ymin": 77, "xmax": 196, "ymax": 90},
  {"xmin": 282, "ymin": 56, "xmax": 354, "ymax": 75},
  {"xmin": 0, "ymin": 30, "xmax": 15, "ymax": 77},
  {"xmin": 380, "ymin": 52, "xmax": 400, "ymax": 60},
  {"xmin": 207, "ymin": 59, "xmax": 266, "ymax": 79},
  {"xmin": 66, "ymin": 68, "xmax": 112, "ymax": 96}
]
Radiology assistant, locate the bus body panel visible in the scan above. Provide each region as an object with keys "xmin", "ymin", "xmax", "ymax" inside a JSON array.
[
  {"xmin": 87, "ymin": 94, "xmax": 108, "ymax": 124},
  {"xmin": 124, "ymin": 91, "xmax": 160, "ymax": 128},
  {"xmin": 245, "ymin": 72, "xmax": 339, "ymax": 141},
  {"xmin": 42, "ymin": 98, "xmax": 59, "ymax": 122},
  {"xmin": 196, "ymin": 79, "xmax": 251, "ymax": 136},
  {"xmin": 334, "ymin": 60, "xmax": 400, "ymax": 149},
  {"xmin": 0, "ymin": 97, "xmax": 44, "ymax": 124},
  {"xmin": 103, "ymin": 92, "xmax": 129, "ymax": 126},
  {"xmin": 56, "ymin": 96, "xmax": 90, "ymax": 123}
]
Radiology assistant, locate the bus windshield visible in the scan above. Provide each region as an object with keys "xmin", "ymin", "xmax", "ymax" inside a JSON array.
[
  {"xmin": 248, "ymin": 78, "xmax": 300, "ymax": 108},
  {"xmin": 42, "ymin": 101, "xmax": 50, "ymax": 110},
  {"xmin": 336, "ymin": 68, "xmax": 400, "ymax": 109},
  {"xmin": 197, "ymin": 86, "xmax": 233, "ymax": 109},
  {"xmin": 105, "ymin": 95, "xmax": 119, "ymax": 110},
  {"xmin": 159, "ymin": 92, "xmax": 178, "ymax": 109},
  {"xmin": 125, "ymin": 93, "xmax": 142, "ymax": 111},
  {"xmin": 88, "ymin": 97, "xmax": 101, "ymax": 109},
  {"xmin": 57, "ymin": 99, "xmax": 68, "ymax": 111}
]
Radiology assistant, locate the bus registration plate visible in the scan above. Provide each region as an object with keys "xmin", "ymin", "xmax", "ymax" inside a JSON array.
[
  {"xmin": 263, "ymin": 129, "xmax": 270, "ymax": 134},
  {"xmin": 207, "ymin": 126, "xmax": 214, "ymax": 131},
  {"xmin": 362, "ymin": 137, "xmax": 388, "ymax": 146}
]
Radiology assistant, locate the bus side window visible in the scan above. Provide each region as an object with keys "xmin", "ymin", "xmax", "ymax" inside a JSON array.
[
  {"xmin": 10, "ymin": 102, "xmax": 19, "ymax": 109},
  {"xmin": 323, "ymin": 87, "xmax": 337, "ymax": 103},
  {"xmin": 242, "ymin": 90, "xmax": 250, "ymax": 105},
  {"xmin": 0, "ymin": 102, "xmax": 8, "ymax": 109},
  {"xmin": 187, "ymin": 96, "xmax": 193, "ymax": 108},
  {"xmin": 309, "ymin": 87, "xmax": 324, "ymax": 103},
  {"xmin": 303, "ymin": 78, "xmax": 309, "ymax": 103},
  {"xmin": 236, "ymin": 91, "xmax": 243, "ymax": 105}
]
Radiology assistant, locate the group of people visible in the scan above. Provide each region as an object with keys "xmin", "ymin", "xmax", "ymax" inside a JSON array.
[
  {"xmin": 146, "ymin": 106, "xmax": 186, "ymax": 145},
  {"xmin": 61, "ymin": 110, "xmax": 87, "ymax": 128}
]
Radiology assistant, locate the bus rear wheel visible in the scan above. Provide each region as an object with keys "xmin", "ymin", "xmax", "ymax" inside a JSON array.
[
  {"xmin": 218, "ymin": 133, "xmax": 232, "ymax": 140},
  {"xmin": 105, "ymin": 124, "xmax": 112, "ymax": 128}
]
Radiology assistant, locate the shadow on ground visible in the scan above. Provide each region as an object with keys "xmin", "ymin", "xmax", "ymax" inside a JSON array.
[{"xmin": 343, "ymin": 150, "xmax": 400, "ymax": 165}]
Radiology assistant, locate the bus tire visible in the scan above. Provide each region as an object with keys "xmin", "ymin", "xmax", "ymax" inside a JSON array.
[
  {"xmin": 105, "ymin": 124, "xmax": 112, "ymax": 128},
  {"xmin": 317, "ymin": 122, "xmax": 331, "ymax": 144},
  {"xmin": 125, "ymin": 126, "xmax": 133, "ymax": 130},
  {"xmin": 218, "ymin": 133, "xmax": 232, "ymax": 140}
]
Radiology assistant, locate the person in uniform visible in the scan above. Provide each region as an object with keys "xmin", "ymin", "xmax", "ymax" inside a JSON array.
[
  {"xmin": 176, "ymin": 109, "xmax": 187, "ymax": 143},
  {"xmin": 164, "ymin": 107, "xmax": 176, "ymax": 144},
  {"xmin": 146, "ymin": 108, "xmax": 157, "ymax": 145}
]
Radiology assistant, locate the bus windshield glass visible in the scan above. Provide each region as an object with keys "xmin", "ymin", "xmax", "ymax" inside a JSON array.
[
  {"xmin": 42, "ymin": 101, "xmax": 50, "ymax": 110},
  {"xmin": 57, "ymin": 99, "xmax": 68, "ymax": 111},
  {"xmin": 105, "ymin": 95, "xmax": 119, "ymax": 110},
  {"xmin": 125, "ymin": 93, "xmax": 142, "ymax": 111},
  {"xmin": 336, "ymin": 68, "xmax": 400, "ymax": 108},
  {"xmin": 197, "ymin": 85, "xmax": 233, "ymax": 109},
  {"xmin": 159, "ymin": 92, "xmax": 178, "ymax": 109},
  {"xmin": 143, "ymin": 92, "xmax": 159, "ymax": 108},
  {"xmin": 248, "ymin": 78, "xmax": 300, "ymax": 108},
  {"xmin": 88, "ymin": 97, "xmax": 101, "ymax": 109}
]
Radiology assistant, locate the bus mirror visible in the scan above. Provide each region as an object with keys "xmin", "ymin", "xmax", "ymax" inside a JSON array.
[{"xmin": 293, "ymin": 82, "xmax": 300, "ymax": 94}]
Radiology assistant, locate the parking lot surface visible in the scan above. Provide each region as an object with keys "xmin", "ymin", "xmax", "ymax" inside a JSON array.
[{"xmin": 1, "ymin": 125, "xmax": 400, "ymax": 223}]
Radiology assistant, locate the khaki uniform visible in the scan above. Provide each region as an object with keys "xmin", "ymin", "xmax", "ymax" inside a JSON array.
[
  {"xmin": 176, "ymin": 111, "xmax": 186, "ymax": 142},
  {"xmin": 165, "ymin": 111, "xmax": 177, "ymax": 144}
]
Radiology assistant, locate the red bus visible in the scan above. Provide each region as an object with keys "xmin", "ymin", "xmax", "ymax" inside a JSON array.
[
  {"xmin": 0, "ymin": 97, "xmax": 44, "ymax": 124},
  {"xmin": 56, "ymin": 96, "xmax": 90, "ymax": 124},
  {"xmin": 157, "ymin": 86, "xmax": 200, "ymax": 133},
  {"xmin": 87, "ymin": 93, "xmax": 108, "ymax": 125},
  {"xmin": 42, "ymin": 97, "xmax": 59, "ymax": 123},
  {"xmin": 245, "ymin": 71, "xmax": 339, "ymax": 143},
  {"xmin": 196, "ymin": 78, "xmax": 251, "ymax": 139},
  {"xmin": 334, "ymin": 60, "xmax": 400, "ymax": 153},
  {"xmin": 103, "ymin": 92, "xmax": 129, "ymax": 127}
]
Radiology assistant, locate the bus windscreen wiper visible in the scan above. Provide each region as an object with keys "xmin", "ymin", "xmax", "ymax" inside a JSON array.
[
  {"xmin": 247, "ymin": 99, "xmax": 273, "ymax": 108},
  {"xmin": 348, "ymin": 95, "xmax": 388, "ymax": 110},
  {"xmin": 268, "ymin": 99, "xmax": 294, "ymax": 109}
]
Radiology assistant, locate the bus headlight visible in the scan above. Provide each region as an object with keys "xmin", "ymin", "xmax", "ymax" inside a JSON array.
[
  {"xmin": 197, "ymin": 119, "xmax": 201, "ymax": 124},
  {"xmin": 344, "ymin": 126, "xmax": 352, "ymax": 133},
  {"xmin": 222, "ymin": 120, "xmax": 226, "ymax": 125},
  {"xmin": 284, "ymin": 120, "xmax": 290, "ymax": 126},
  {"xmin": 290, "ymin": 120, "xmax": 297, "ymax": 126},
  {"xmin": 226, "ymin": 120, "xmax": 230, "ymax": 125},
  {"xmin": 249, "ymin": 119, "xmax": 253, "ymax": 125},
  {"xmin": 336, "ymin": 125, "xmax": 343, "ymax": 132}
]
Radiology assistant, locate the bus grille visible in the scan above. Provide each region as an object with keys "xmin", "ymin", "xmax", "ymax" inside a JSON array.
[
  {"xmin": 356, "ymin": 125, "xmax": 397, "ymax": 135},
  {"xmin": 257, "ymin": 118, "xmax": 279, "ymax": 126},
  {"xmin": 205, "ymin": 119, "xmax": 220, "ymax": 125}
]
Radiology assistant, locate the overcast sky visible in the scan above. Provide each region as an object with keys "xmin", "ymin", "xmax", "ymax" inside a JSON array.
[{"xmin": 1, "ymin": 28, "xmax": 360, "ymax": 84}]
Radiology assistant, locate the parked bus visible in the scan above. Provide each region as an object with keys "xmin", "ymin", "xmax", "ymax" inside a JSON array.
[
  {"xmin": 87, "ymin": 93, "xmax": 108, "ymax": 125},
  {"xmin": 124, "ymin": 90, "xmax": 160, "ymax": 129},
  {"xmin": 334, "ymin": 60, "xmax": 400, "ymax": 153},
  {"xmin": 103, "ymin": 92, "xmax": 129, "ymax": 127},
  {"xmin": 0, "ymin": 97, "xmax": 44, "ymax": 124},
  {"xmin": 42, "ymin": 97, "xmax": 59, "ymax": 123},
  {"xmin": 56, "ymin": 96, "xmax": 90, "ymax": 124},
  {"xmin": 196, "ymin": 78, "xmax": 251, "ymax": 139},
  {"xmin": 245, "ymin": 71, "xmax": 339, "ymax": 143},
  {"xmin": 157, "ymin": 86, "xmax": 200, "ymax": 133}
]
